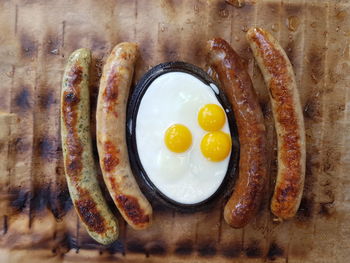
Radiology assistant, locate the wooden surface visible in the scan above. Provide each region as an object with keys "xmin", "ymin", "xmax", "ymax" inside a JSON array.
[{"xmin": 0, "ymin": 0, "xmax": 350, "ymax": 262}]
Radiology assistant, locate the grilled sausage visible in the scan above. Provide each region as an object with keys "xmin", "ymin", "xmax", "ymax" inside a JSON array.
[
  {"xmin": 207, "ymin": 38, "xmax": 268, "ymax": 228},
  {"xmin": 61, "ymin": 48, "xmax": 119, "ymax": 244},
  {"xmin": 96, "ymin": 43, "xmax": 152, "ymax": 229},
  {"xmin": 246, "ymin": 27, "xmax": 306, "ymax": 219}
]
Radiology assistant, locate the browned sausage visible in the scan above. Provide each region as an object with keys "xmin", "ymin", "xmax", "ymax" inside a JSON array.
[
  {"xmin": 207, "ymin": 38, "xmax": 268, "ymax": 228},
  {"xmin": 61, "ymin": 48, "xmax": 119, "ymax": 244},
  {"xmin": 96, "ymin": 43, "xmax": 152, "ymax": 229},
  {"xmin": 246, "ymin": 27, "xmax": 306, "ymax": 219}
]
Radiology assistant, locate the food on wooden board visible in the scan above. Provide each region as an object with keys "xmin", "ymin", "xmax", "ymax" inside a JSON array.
[
  {"xmin": 207, "ymin": 38, "xmax": 268, "ymax": 228},
  {"xmin": 129, "ymin": 62, "xmax": 238, "ymax": 207},
  {"xmin": 61, "ymin": 29, "xmax": 305, "ymax": 231},
  {"xmin": 96, "ymin": 43, "xmax": 153, "ymax": 230},
  {"xmin": 61, "ymin": 48, "xmax": 119, "ymax": 244},
  {"xmin": 247, "ymin": 27, "xmax": 306, "ymax": 220}
]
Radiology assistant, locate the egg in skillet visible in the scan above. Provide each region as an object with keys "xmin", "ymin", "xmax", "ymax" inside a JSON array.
[{"xmin": 128, "ymin": 62, "xmax": 238, "ymax": 207}]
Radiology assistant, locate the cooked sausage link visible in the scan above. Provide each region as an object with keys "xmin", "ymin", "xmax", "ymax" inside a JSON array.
[
  {"xmin": 96, "ymin": 43, "xmax": 152, "ymax": 230},
  {"xmin": 61, "ymin": 48, "xmax": 119, "ymax": 245},
  {"xmin": 207, "ymin": 38, "xmax": 268, "ymax": 228},
  {"xmin": 246, "ymin": 27, "xmax": 306, "ymax": 219}
]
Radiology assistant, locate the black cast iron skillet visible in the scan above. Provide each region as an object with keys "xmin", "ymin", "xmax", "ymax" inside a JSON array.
[{"xmin": 126, "ymin": 61, "xmax": 240, "ymax": 212}]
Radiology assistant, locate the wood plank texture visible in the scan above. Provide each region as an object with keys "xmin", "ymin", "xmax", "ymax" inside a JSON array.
[{"xmin": 0, "ymin": 0, "xmax": 349, "ymax": 262}]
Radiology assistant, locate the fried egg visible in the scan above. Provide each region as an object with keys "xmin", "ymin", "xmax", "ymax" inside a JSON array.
[{"xmin": 135, "ymin": 72, "xmax": 231, "ymax": 204}]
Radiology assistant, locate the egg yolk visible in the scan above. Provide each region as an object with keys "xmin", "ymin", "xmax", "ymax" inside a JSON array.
[
  {"xmin": 198, "ymin": 104, "xmax": 226, "ymax": 131},
  {"xmin": 200, "ymin": 131, "xmax": 231, "ymax": 162},
  {"xmin": 164, "ymin": 124, "xmax": 192, "ymax": 153}
]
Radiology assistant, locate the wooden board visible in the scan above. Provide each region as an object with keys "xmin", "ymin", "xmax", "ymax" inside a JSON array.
[{"xmin": 0, "ymin": 0, "xmax": 350, "ymax": 262}]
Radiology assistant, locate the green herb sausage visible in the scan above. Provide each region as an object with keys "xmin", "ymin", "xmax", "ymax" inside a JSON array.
[{"xmin": 61, "ymin": 48, "xmax": 119, "ymax": 244}]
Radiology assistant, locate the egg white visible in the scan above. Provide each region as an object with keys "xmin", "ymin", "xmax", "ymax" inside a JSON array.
[{"xmin": 135, "ymin": 72, "xmax": 231, "ymax": 204}]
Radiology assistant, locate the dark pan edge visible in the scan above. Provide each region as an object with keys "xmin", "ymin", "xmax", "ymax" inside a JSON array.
[{"xmin": 126, "ymin": 61, "xmax": 240, "ymax": 213}]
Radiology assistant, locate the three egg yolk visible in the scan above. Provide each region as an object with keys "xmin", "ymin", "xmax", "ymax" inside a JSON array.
[{"xmin": 164, "ymin": 104, "xmax": 231, "ymax": 162}]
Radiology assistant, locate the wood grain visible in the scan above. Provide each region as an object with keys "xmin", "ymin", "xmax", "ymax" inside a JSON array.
[{"xmin": 0, "ymin": 0, "xmax": 349, "ymax": 262}]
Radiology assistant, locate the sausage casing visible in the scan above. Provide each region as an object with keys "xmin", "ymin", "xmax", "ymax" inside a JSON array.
[
  {"xmin": 246, "ymin": 27, "xmax": 306, "ymax": 219},
  {"xmin": 96, "ymin": 43, "xmax": 152, "ymax": 230},
  {"xmin": 61, "ymin": 48, "xmax": 119, "ymax": 244},
  {"xmin": 207, "ymin": 38, "xmax": 268, "ymax": 228}
]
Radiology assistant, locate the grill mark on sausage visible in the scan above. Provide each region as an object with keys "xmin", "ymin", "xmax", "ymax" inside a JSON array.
[
  {"xmin": 67, "ymin": 66, "xmax": 83, "ymax": 87},
  {"xmin": 103, "ymin": 140, "xmax": 120, "ymax": 172},
  {"xmin": 109, "ymin": 170, "xmax": 149, "ymax": 224},
  {"xmin": 103, "ymin": 66, "xmax": 129, "ymax": 118},
  {"xmin": 74, "ymin": 186, "xmax": 108, "ymax": 234},
  {"xmin": 115, "ymin": 194, "xmax": 150, "ymax": 225},
  {"xmin": 104, "ymin": 69, "xmax": 120, "ymax": 101},
  {"xmin": 249, "ymin": 28, "xmax": 303, "ymax": 215},
  {"xmin": 62, "ymin": 65, "xmax": 84, "ymax": 180}
]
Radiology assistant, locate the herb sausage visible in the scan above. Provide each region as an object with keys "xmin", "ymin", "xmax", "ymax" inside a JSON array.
[{"xmin": 61, "ymin": 48, "xmax": 119, "ymax": 244}]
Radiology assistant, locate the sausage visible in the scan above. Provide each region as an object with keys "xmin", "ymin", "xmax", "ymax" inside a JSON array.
[
  {"xmin": 61, "ymin": 48, "xmax": 119, "ymax": 245},
  {"xmin": 207, "ymin": 38, "xmax": 268, "ymax": 228},
  {"xmin": 96, "ymin": 43, "xmax": 152, "ymax": 229},
  {"xmin": 246, "ymin": 27, "xmax": 306, "ymax": 219}
]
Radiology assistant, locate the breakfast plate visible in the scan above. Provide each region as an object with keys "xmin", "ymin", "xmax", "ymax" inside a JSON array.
[
  {"xmin": 0, "ymin": 0, "xmax": 348, "ymax": 262},
  {"xmin": 127, "ymin": 61, "xmax": 239, "ymax": 211}
]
